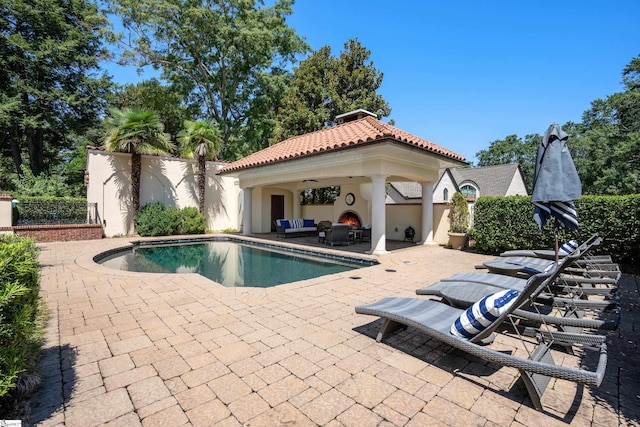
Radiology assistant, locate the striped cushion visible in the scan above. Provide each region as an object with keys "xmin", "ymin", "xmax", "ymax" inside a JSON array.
[
  {"xmin": 451, "ymin": 289, "xmax": 519, "ymax": 339},
  {"xmin": 291, "ymin": 219, "xmax": 302, "ymax": 229},
  {"xmin": 559, "ymin": 239, "xmax": 579, "ymax": 255}
]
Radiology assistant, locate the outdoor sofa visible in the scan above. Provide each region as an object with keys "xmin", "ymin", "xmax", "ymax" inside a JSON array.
[{"xmin": 275, "ymin": 218, "xmax": 317, "ymax": 238}]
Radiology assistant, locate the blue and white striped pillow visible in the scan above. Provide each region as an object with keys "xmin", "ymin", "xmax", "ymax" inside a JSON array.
[
  {"xmin": 291, "ymin": 219, "xmax": 302, "ymax": 229},
  {"xmin": 559, "ymin": 239, "xmax": 578, "ymax": 255},
  {"xmin": 451, "ymin": 289, "xmax": 520, "ymax": 339}
]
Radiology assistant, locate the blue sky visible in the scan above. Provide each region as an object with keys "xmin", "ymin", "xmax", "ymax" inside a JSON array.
[{"xmin": 106, "ymin": 1, "xmax": 639, "ymax": 164}]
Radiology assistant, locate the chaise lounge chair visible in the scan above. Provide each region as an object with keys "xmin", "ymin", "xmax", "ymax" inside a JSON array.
[
  {"xmin": 458, "ymin": 236, "xmax": 620, "ymax": 289},
  {"xmin": 355, "ymin": 267, "xmax": 608, "ymax": 411},
  {"xmin": 416, "ymin": 247, "xmax": 620, "ymax": 332}
]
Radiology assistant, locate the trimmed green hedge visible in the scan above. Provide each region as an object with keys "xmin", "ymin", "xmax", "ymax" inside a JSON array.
[
  {"xmin": 136, "ymin": 203, "xmax": 206, "ymax": 237},
  {"xmin": 0, "ymin": 235, "xmax": 43, "ymax": 399},
  {"xmin": 13, "ymin": 196, "xmax": 88, "ymax": 225},
  {"xmin": 468, "ymin": 194, "xmax": 640, "ymax": 273}
]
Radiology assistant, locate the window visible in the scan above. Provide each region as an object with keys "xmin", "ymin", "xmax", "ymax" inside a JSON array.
[
  {"xmin": 460, "ymin": 185, "xmax": 477, "ymax": 200},
  {"xmin": 443, "ymin": 188, "xmax": 449, "ymax": 201}
]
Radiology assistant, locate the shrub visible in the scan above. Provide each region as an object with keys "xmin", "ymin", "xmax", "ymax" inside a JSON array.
[
  {"xmin": 136, "ymin": 204, "xmax": 206, "ymax": 237},
  {"xmin": 13, "ymin": 196, "xmax": 88, "ymax": 225},
  {"xmin": 136, "ymin": 203, "xmax": 179, "ymax": 237},
  {"xmin": 448, "ymin": 191, "xmax": 469, "ymax": 233},
  {"xmin": 468, "ymin": 194, "xmax": 640, "ymax": 273},
  {"xmin": 0, "ymin": 235, "xmax": 43, "ymax": 400},
  {"xmin": 179, "ymin": 207, "xmax": 206, "ymax": 235}
]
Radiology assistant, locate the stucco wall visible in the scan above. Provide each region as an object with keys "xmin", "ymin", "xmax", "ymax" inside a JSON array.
[
  {"xmin": 433, "ymin": 173, "xmax": 456, "ymax": 203},
  {"xmin": 86, "ymin": 150, "xmax": 240, "ymax": 237},
  {"xmin": 0, "ymin": 194, "xmax": 12, "ymax": 228},
  {"xmin": 506, "ymin": 174, "xmax": 528, "ymax": 196}
]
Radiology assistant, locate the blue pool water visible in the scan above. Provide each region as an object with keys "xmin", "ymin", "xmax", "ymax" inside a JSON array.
[{"xmin": 97, "ymin": 239, "xmax": 371, "ymax": 288}]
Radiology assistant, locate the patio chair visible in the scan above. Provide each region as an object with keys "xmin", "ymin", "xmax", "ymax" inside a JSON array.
[
  {"xmin": 500, "ymin": 234, "xmax": 613, "ymax": 263},
  {"xmin": 416, "ymin": 248, "xmax": 620, "ymax": 333},
  {"xmin": 355, "ymin": 267, "xmax": 608, "ymax": 411},
  {"xmin": 324, "ymin": 224, "xmax": 351, "ymax": 246},
  {"xmin": 361, "ymin": 224, "xmax": 372, "ymax": 242},
  {"xmin": 472, "ymin": 236, "xmax": 621, "ymax": 285}
]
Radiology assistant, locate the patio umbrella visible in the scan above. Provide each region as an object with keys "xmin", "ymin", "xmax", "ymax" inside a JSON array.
[{"xmin": 531, "ymin": 123, "xmax": 581, "ymax": 263}]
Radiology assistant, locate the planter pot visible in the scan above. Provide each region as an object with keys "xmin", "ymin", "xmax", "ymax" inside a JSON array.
[{"xmin": 447, "ymin": 232, "xmax": 468, "ymax": 250}]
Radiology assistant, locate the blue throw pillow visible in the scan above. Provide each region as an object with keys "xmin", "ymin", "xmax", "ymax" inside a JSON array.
[
  {"xmin": 280, "ymin": 219, "xmax": 290, "ymax": 229},
  {"xmin": 451, "ymin": 289, "xmax": 519, "ymax": 339},
  {"xmin": 303, "ymin": 219, "xmax": 315, "ymax": 227}
]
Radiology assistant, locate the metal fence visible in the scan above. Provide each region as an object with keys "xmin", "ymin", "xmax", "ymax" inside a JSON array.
[{"xmin": 15, "ymin": 201, "xmax": 100, "ymax": 226}]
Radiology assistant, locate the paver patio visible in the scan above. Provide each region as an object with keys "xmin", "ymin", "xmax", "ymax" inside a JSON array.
[{"xmin": 24, "ymin": 235, "xmax": 640, "ymax": 426}]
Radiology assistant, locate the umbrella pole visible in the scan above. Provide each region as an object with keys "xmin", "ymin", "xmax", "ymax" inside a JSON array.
[{"xmin": 554, "ymin": 221, "xmax": 559, "ymax": 264}]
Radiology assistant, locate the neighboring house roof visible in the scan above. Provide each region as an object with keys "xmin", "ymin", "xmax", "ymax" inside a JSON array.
[
  {"xmin": 389, "ymin": 163, "xmax": 527, "ymax": 201},
  {"xmin": 218, "ymin": 115, "xmax": 466, "ymax": 174},
  {"xmin": 389, "ymin": 182, "xmax": 422, "ymax": 199},
  {"xmin": 449, "ymin": 163, "xmax": 524, "ymax": 197}
]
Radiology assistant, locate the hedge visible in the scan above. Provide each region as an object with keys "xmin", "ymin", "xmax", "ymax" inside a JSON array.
[
  {"xmin": 468, "ymin": 194, "xmax": 640, "ymax": 273},
  {"xmin": 13, "ymin": 196, "xmax": 88, "ymax": 225},
  {"xmin": 136, "ymin": 203, "xmax": 206, "ymax": 237},
  {"xmin": 0, "ymin": 235, "xmax": 43, "ymax": 401}
]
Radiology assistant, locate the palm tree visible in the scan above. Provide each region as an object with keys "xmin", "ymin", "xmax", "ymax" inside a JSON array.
[
  {"xmin": 177, "ymin": 120, "xmax": 221, "ymax": 214},
  {"xmin": 103, "ymin": 108, "xmax": 174, "ymax": 232}
]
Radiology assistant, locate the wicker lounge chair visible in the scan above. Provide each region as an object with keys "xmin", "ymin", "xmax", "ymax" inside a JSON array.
[
  {"xmin": 324, "ymin": 224, "xmax": 351, "ymax": 246},
  {"xmin": 416, "ymin": 247, "xmax": 620, "ymax": 332},
  {"xmin": 355, "ymin": 267, "xmax": 608, "ymax": 411}
]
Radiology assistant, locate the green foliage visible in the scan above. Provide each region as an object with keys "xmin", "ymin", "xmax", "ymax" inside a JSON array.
[
  {"xmin": 0, "ymin": 235, "xmax": 43, "ymax": 398},
  {"xmin": 178, "ymin": 207, "xmax": 206, "ymax": 235},
  {"xmin": 447, "ymin": 192, "xmax": 469, "ymax": 233},
  {"xmin": 107, "ymin": 0, "xmax": 308, "ymax": 159},
  {"xmin": 102, "ymin": 108, "xmax": 173, "ymax": 156},
  {"xmin": 468, "ymin": 195, "xmax": 640, "ymax": 273},
  {"xmin": 102, "ymin": 107, "xmax": 174, "ymax": 223},
  {"xmin": 5, "ymin": 165, "xmax": 78, "ymax": 198},
  {"xmin": 13, "ymin": 197, "xmax": 89, "ymax": 225},
  {"xmin": 0, "ymin": 0, "xmax": 114, "ymax": 177},
  {"xmin": 178, "ymin": 120, "xmax": 221, "ymax": 161},
  {"xmin": 115, "ymin": 79, "xmax": 200, "ymax": 142},
  {"xmin": 136, "ymin": 203, "xmax": 206, "ymax": 236},
  {"xmin": 136, "ymin": 203, "xmax": 180, "ymax": 237},
  {"xmin": 275, "ymin": 38, "xmax": 391, "ymax": 141}
]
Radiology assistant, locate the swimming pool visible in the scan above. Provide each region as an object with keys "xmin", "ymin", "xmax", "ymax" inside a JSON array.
[{"xmin": 96, "ymin": 237, "xmax": 376, "ymax": 288}]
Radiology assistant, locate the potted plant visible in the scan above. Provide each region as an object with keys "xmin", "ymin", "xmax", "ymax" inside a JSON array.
[{"xmin": 447, "ymin": 191, "xmax": 469, "ymax": 249}]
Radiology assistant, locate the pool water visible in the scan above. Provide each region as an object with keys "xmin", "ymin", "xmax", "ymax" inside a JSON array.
[{"xmin": 98, "ymin": 240, "xmax": 364, "ymax": 288}]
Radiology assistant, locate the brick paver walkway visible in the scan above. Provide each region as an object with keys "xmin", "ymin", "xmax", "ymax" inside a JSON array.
[{"xmin": 24, "ymin": 236, "xmax": 639, "ymax": 426}]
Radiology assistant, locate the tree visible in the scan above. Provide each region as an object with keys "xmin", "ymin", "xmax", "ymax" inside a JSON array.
[
  {"xmin": 448, "ymin": 191, "xmax": 469, "ymax": 233},
  {"xmin": 568, "ymin": 54, "xmax": 640, "ymax": 195},
  {"xmin": 106, "ymin": 0, "xmax": 308, "ymax": 159},
  {"xmin": 0, "ymin": 0, "xmax": 114, "ymax": 177},
  {"xmin": 275, "ymin": 38, "xmax": 391, "ymax": 141},
  {"xmin": 177, "ymin": 120, "xmax": 222, "ymax": 214},
  {"xmin": 475, "ymin": 134, "xmax": 540, "ymax": 192},
  {"xmin": 102, "ymin": 108, "xmax": 174, "ymax": 230},
  {"xmin": 114, "ymin": 79, "xmax": 200, "ymax": 142}
]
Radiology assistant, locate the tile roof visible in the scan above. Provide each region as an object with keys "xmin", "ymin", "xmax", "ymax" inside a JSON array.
[{"xmin": 219, "ymin": 116, "xmax": 466, "ymax": 174}]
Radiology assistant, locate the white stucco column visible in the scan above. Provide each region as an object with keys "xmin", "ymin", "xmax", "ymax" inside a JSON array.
[
  {"xmin": 242, "ymin": 187, "xmax": 252, "ymax": 235},
  {"xmin": 370, "ymin": 175, "xmax": 388, "ymax": 255},
  {"xmin": 293, "ymin": 190, "xmax": 301, "ymax": 219},
  {"xmin": 420, "ymin": 182, "xmax": 436, "ymax": 245}
]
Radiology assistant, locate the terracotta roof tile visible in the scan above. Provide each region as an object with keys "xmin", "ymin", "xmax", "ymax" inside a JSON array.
[{"xmin": 219, "ymin": 116, "xmax": 465, "ymax": 173}]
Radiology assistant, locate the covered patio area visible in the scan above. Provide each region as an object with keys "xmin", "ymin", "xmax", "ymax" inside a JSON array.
[{"xmin": 218, "ymin": 110, "xmax": 467, "ymax": 255}]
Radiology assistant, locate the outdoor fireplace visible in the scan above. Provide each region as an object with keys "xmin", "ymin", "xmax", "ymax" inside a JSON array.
[{"xmin": 338, "ymin": 211, "xmax": 362, "ymax": 228}]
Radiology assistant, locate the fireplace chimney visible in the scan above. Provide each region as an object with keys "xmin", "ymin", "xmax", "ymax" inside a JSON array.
[{"xmin": 335, "ymin": 109, "xmax": 377, "ymax": 124}]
